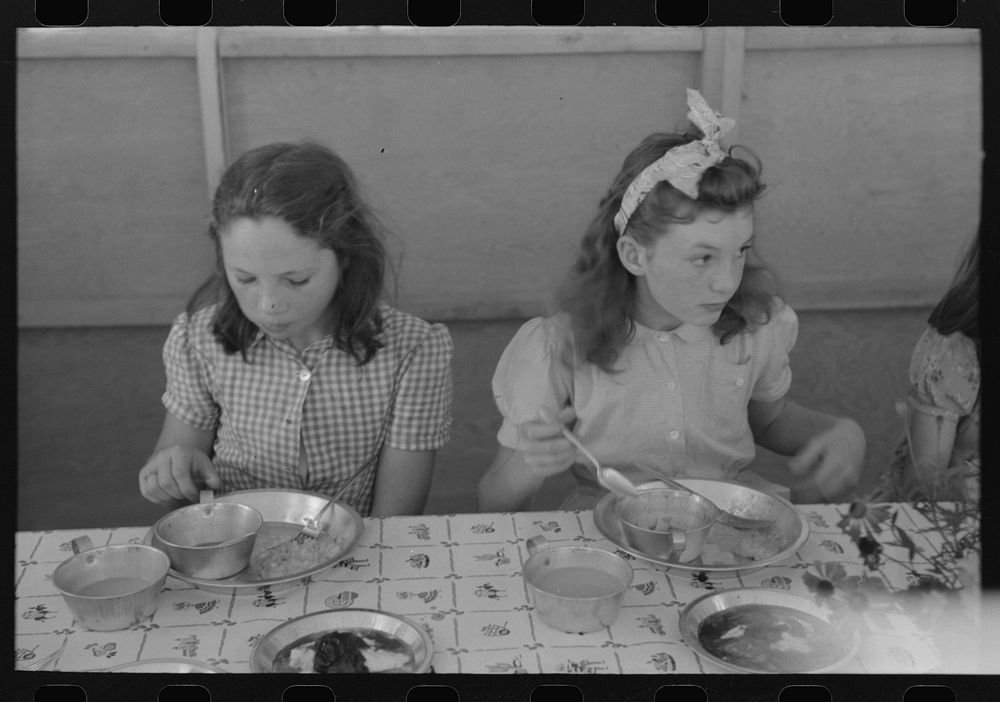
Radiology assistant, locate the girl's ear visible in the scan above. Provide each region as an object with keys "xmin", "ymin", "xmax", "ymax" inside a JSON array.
[{"xmin": 616, "ymin": 235, "xmax": 648, "ymax": 277}]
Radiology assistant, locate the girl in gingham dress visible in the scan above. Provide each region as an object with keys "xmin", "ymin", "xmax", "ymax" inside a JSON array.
[
  {"xmin": 478, "ymin": 89, "xmax": 866, "ymax": 512},
  {"xmin": 139, "ymin": 142, "xmax": 453, "ymax": 517}
]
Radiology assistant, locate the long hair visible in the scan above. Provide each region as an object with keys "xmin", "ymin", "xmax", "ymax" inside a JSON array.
[
  {"xmin": 556, "ymin": 130, "xmax": 777, "ymax": 372},
  {"xmin": 928, "ymin": 227, "xmax": 980, "ymax": 365},
  {"xmin": 186, "ymin": 141, "xmax": 388, "ymax": 364}
]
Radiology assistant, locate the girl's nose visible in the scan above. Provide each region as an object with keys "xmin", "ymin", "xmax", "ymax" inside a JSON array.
[
  {"xmin": 711, "ymin": 260, "xmax": 742, "ymax": 294},
  {"xmin": 258, "ymin": 289, "xmax": 285, "ymax": 313}
]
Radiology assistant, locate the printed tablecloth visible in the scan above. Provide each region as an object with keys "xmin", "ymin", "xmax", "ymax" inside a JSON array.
[{"xmin": 15, "ymin": 504, "xmax": 969, "ymax": 674}]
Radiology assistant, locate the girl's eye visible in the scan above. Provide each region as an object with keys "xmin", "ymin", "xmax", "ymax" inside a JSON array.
[
  {"xmin": 288, "ymin": 279, "xmax": 309, "ymax": 287},
  {"xmin": 739, "ymin": 245, "xmax": 752, "ymax": 256},
  {"xmin": 693, "ymin": 256, "xmax": 712, "ymax": 266},
  {"xmin": 236, "ymin": 278, "xmax": 255, "ymax": 286}
]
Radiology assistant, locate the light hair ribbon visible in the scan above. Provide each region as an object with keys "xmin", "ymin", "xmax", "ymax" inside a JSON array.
[{"xmin": 613, "ymin": 88, "xmax": 736, "ymax": 236}]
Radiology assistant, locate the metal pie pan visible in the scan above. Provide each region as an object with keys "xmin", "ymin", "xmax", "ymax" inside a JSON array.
[
  {"xmin": 250, "ymin": 608, "xmax": 433, "ymax": 673},
  {"xmin": 145, "ymin": 489, "xmax": 363, "ymax": 595},
  {"xmin": 679, "ymin": 587, "xmax": 861, "ymax": 673},
  {"xmin": 593, "ymin": 478, "xmax": 808, "ymax": 575}
]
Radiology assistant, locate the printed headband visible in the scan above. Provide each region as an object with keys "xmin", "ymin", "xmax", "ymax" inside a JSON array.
[{"xmin": 613, "ymin": 88, "xmax": 736, "ymax": 236}]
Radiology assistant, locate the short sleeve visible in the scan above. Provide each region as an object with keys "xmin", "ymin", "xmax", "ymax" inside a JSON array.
[
  {"xmin": 385, "ymin": 323, "xmax": 454, "ymax": 451},
  {"xmin": 161, "ymin": 312, "xmax": 220, "ymax": 431},
  {"xmin": 492, "ymin": 316, "xmax": 574, "ymax": 449},
  {"xmin": 908, "ymin": 328, "xmax": 979, "ymax": 420},
  {"xmin": 749, "ymin": 301, "xmax": 798, "ymax": 402}
]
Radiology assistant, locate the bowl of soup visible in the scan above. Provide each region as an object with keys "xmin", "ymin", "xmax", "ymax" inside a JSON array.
[
  {"xmin": 52, "ymin": 536, "xmax": 170, "ymax": 631},
  {"xmin": 522, "ymin": 536, "xmax": 633, "ymax": 634}
]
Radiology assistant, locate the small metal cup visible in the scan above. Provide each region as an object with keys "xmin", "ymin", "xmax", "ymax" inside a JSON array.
[
  {"xmin": 616, "ymin": 488, "xmax": 719, "ymax": 563},
  {"xmin": 152, "ymin": 493, "xmax": 263, "ymax": 579},
  {"xmin": 523, "ymin": 536, "xmax": 633, "ymax": 634},
  {"xmin": 52, "ymin": 536, "xmax": 169, "ymax": 631}
]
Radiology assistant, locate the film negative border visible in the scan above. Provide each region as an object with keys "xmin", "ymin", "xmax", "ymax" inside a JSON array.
[{"xmin": 14, "ymin": 0, "xmax": 986, "ymax": 29}]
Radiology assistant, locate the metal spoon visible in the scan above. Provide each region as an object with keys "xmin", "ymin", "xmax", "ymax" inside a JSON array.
[
  {"xmin": 26, "ymin": 638, "xmax": 67, "ymax": 671},
  {"xmin": 538, "ymin": 410, "xmax": 639, "ymax": 499},
  {"xmin": 652, "ymin": 475, "xmax": 776, "ymax": 530}
]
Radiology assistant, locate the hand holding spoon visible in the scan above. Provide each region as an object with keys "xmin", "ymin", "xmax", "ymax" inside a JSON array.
[{"xmin": 538, "ymin": 409, "xmax": 639, "ymax": 499}]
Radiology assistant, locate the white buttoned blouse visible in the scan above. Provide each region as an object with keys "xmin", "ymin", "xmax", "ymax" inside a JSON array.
[{"xmin": 492, "ymin": 300, "xmax": 798, "ymax": 492}]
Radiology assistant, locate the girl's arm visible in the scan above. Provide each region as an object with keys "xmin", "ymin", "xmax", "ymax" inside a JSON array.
[
  {"xmin": 477, "ymin": 446, "xmax": 547, "ymax": 513},
  {"xmin": 748, "ymin": 397, "xmax": 865, "ymax": 501},
  {"xmin": 369, "ymin": 447, "xmax": 436, "ymax": 517},
  {"xmin": 904, "ymin": 404, "xmax": 958, "ymax": 489},
  {"xmin": 139, "ymin": 412, "xmax": 220, "ymax": 505},
  {"xmin": 477, "ymin": 407, "xmax": 579, "ymax": 512}
]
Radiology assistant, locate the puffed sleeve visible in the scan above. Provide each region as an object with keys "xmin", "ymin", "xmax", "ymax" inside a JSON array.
[
  {"xmin": 750, "ymin": 301, "xmax": 798, "ymax": 402},
  {"xmin": 385, "ymin": 323, "xmax": 454, "ymax": 451},
  {"xmin": 908, "ymin": 328, "xmax": 980, "ymax": 420},
  {"xmin": 161, "ymin": 312, "xmax": 220, "ymax": 431},
  {"xmin": 492, "ymin": 316, "xmax": 574, "ymax": 449}
]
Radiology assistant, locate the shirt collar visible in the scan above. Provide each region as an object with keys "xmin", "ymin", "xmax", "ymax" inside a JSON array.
[
  {"xmin": 632, "ymin": 318, "xmax": 714, "ymax": 344},
  {"xmin": 252, "ymin": 329, "xmax": 338, "ymax": 355}
]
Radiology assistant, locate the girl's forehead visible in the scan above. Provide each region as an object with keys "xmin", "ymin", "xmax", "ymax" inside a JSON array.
[
  {"xmin": 220, "ymin": 216, "xmax": 330, "ymax": 267},
  {"xmin": 662, "ymin": 209, "xmax": 754, "ymax": 245}
]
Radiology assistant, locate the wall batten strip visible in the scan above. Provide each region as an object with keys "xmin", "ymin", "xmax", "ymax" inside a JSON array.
[
  {"xmin": 700, "ymin": 28, "xmax": 745, "ymax": 144},
  {"xmin": 17, "ymin": 26, "xmax": 978, "ymax": 60},
  {"xmin": 196, "ymin": 27, "xmax": 227, "ymax": 204}
]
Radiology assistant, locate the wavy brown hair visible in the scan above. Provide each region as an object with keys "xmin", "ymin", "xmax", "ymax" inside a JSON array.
[
  {"xmin": 186, "ymin": 141, "xmax": 388, "ymax": 364},
  {"xmin": 928, "ymin": 226, "xmax": 980, "ymax": 366},
  {"xmin": 556, "ymin": 130, "xmax": 778, "ymax": 373}
]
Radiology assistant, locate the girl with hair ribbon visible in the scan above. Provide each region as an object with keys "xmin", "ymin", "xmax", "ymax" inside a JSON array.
[
  {"xmin": 478, "ymin": 89, "xmax": 866, "ymax": 511},
  {"xmin": 138, "ymin": 141, "xmax": 453, "ymax": 517}
]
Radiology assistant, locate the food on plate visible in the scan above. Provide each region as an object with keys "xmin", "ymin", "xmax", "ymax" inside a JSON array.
[
  {"xmin": 707, "ymin": 522, "xmax": 783, "ymax": 562},
  {"xmin": 272, "ymin": 628, "xmax": 416, "ymax": 673},
  {"xmin": 697, "ymin": 604, "xmax": 850, "ymax": 672},
  {"xmin": 248, "ymin": 528, "xmax": 347, "ymax": 580}
]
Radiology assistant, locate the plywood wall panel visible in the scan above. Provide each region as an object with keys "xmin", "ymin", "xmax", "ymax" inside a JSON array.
[
  {"xmin": 221, "ymin": 52, "xmax": 699, "ymax": 320},
  {"xmin": 16, "ymin": 32, "xmax": 982, "ymax": 326},
  {"xmin": 17, "ymin": 58, "xmax": 215, "ymax": 326},
  {"xmin": 740, "ymin": 44, "xmax": 981, "ymax": 309}
]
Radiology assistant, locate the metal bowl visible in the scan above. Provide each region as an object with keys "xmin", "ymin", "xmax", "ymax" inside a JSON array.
[
  {"xmin": 680, "ymin": 587, "xmax": 861, "ymax": 673},
  {"xmin": 146, "ymin": 489, "xmax": 364, "ymax": 595},
  {"xmin": 593, "ymin": 478, "xmax": 809, "ymax": 574},
  {"xmin": 615, "ymin": 488, "xmax": 719, "ymax": 563},
  {"xmin": 250, "ymin": 608, "xmax": 434, "ymax": 673},
  {"xmin": 52, "ymin": 536, "xmax": 170, "ymax": 631},
  {"xmin": 153, "ymin": 500, "xmax": 263, "ymax": 579},
  {"xmin": 105, "ymin": 658, "xmax": 226, "ymax": 673},
  {"xmin": 523, "ymin": 536, "xmax": 633, "ymax": 633}
]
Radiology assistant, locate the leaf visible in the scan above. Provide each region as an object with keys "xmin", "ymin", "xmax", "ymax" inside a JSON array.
[{"xmin": 896, "ymin": 527, "xmax": 920, "ymax": 562}]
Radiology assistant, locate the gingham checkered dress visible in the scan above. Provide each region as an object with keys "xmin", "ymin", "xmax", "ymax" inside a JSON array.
[{"xmin": 161, "ymin": 302, "xmax": 453, "ymax": 515}]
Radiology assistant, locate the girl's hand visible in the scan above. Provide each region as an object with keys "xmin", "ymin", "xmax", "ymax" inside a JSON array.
[
  {"xmin": 787, "ymin": 418, "xmax": 866, "ymax": 500},
  {"xmin": 139, "ymin": 445, "xmax": 222, "ymax": 505},
  {"xmin": 517, "ymin": 407, "xmax": 578, "ymax": 479}
]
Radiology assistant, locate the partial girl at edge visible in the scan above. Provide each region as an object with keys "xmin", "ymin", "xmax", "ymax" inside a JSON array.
[
  {"xmin": 138, "ymin": 141, "xmax": 453, "ymax": 517},
  {"xmin": 884, "ymin": 226, "xmax": 980, "ymax": 502},
  {"xmin": 477, "ymin": 88, "xmax": 866, "ymax": 513}
]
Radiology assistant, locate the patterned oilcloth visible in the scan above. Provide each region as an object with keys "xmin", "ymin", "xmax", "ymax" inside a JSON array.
[{"xmin": 161, "ymin": 302, "xmax": 453, "ymax": 515}]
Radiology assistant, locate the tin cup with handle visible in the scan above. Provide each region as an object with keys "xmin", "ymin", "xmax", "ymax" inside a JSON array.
[
  {"xmin": 615, "ymin": 487, "xmax": 719, "ymax": 563},
  {"xmin": 152, "ymin": 490, "xmax": 264, "ymax": 579},
  {"xmin": 52, "ymin": 536, "xmax": 170, "ymax": 631},
  {"xmin": 522, "ymin": 536, "xmax": 633, "ymax": 633}
]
